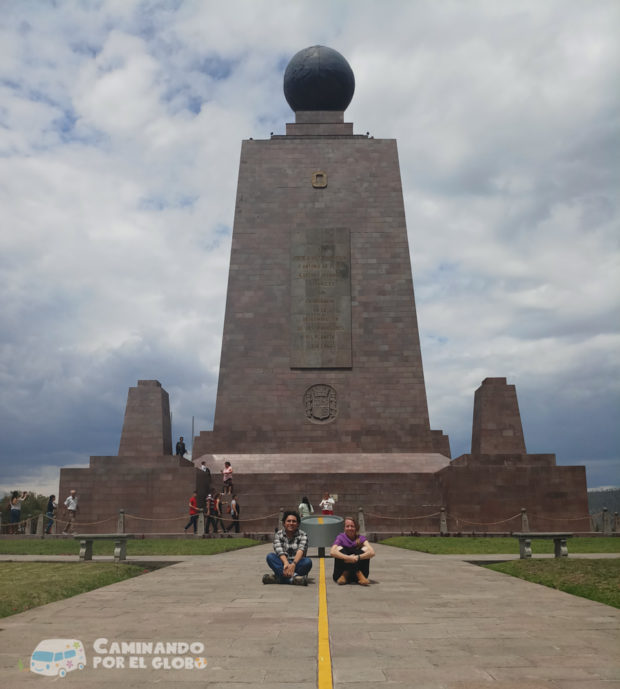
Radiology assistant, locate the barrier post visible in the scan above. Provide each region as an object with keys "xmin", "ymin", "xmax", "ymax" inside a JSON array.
[
  {"xmin": 602, "ymin": 508, "xmax": 610, "ymax": 534},
  {"xmin": 439, "ymin": 507, "xmax": 448, "ymax": 534},
  {"xmin": 358, "ymin": 507, "xmax": 366, "ymax": 535},
  {"xmin": 521, "ymin": 508, "xmax": 529, "ymax": 532},
  {"xmin": 198, "ymin": 508, "xmax": 205, "ymax": 535},
  {"xmin": 36, "ymin": 514, "xmax": 44, "ymax": 538},
  {"xmin": 614, "ymin": 512, "xmax": 619, "ymax": 533},
  {"xmin": 117, "ymin": 509, "xmax": 125, "ymax": 534}
]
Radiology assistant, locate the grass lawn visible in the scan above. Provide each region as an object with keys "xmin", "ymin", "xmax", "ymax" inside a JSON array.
[
  {"xmin": 484, "ymin": 559, "xmax": 620, "ymax": 609},
  {"xmin": 0, "ymin": 538, "xmax": 263, "ymax": 619},
  {"xmin": 0, "ymin": 562, "xmax": 154, "ymax": 618},
  {"xmin": 0, "ymin": 537, "xmax": 261, "ymax": 556},
  {"xmin": 380, "ymin": 535, "xmax": 620, "ymax": 555}
]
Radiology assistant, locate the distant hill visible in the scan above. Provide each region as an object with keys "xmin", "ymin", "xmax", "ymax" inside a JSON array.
[
  {"xmin": 588, "ymin": 488, "xmax": 620, "ymax": 531},
  {"xmin": 588, "ymin": 488, "xmax": 620, "ymax": 514}
]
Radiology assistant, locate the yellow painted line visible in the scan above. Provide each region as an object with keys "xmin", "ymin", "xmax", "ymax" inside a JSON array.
[
  {"xmin": 318, "ymin": 516, "xmax": 324, "ymax": 524},
  {"xmin": 317, "ymin": 557, "xmax": 333, "ymax": 689}
]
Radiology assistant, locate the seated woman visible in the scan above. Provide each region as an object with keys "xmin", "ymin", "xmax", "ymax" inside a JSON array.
[{"xmin": 330, "ymin": 516, "xmax": 375, "ymax": 586}]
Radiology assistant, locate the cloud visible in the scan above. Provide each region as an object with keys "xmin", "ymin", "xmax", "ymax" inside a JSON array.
[{"xmin": 0, "ymin": 0, "xmax": 618, "ymax": 496}]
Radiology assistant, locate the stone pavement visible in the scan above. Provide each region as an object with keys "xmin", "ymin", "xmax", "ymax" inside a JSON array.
[{"xmin": 0, "ymin": 544, "xmax": 618, "ymax": 688}]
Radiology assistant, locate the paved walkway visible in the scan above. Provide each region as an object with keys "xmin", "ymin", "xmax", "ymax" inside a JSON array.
[{"xmin": 0, "ymin": 545, "xmax": 618, "ymax": 688}]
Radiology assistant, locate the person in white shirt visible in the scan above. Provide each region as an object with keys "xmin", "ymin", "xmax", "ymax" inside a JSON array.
[
  {"xmin": 62, "ymin": 489, "xmax": 78, "ymax": 534},
  {"xmin": 298, "ymin": 497, "xmax": 314, "ymax": 519},
  {"xmin": 221, "ymin": 461, "xmax": 233, "ymax": 494},
  {"xmin": 320, "ymin": 492, "xmax": 335, "ymax": 515}
]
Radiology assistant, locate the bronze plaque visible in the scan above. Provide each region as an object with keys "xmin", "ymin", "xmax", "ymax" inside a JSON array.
[{"xmin": 290, "ymin": 227, "xmax": 352, "ymax": 368}]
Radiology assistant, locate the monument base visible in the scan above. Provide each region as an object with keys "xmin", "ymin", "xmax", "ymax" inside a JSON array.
[
  {"xmin": 193, "ymin": 452, "xmax": 589, "ymax": 534},
  {"xmin": 58, "ymin": 380, "xmax": 591, "ymax": 536},
  {"xmin": 59, "ymin": 454, "xmax": 208, "ymax": 535}
]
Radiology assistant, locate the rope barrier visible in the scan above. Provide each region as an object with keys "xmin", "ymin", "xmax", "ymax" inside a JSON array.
[
  {"xmin": 530, "ymin": 513, "xmax": 593, "ymax": 522},
  {"xmin": 363, "ymin": 511, "xmax": 442, "ymax": 521},
  {"xmin": 123, "ymin": 511, "xmax": 281, "ymax": 523},
  {"xmin": 124, "ymin": 513, "xmax": 187, "ymax": 522},
  {"xmin": 454, "ymin": 513, "xmax": 521, "ymax": 527},
  {"xmin": 54, "ymin": 515, "xmax": 117, "ymax": 528},
  {"xmin": 230, "ymin": 512, "xmax": 281, "ymax": 523},
  {"xmin": 3, "ymin": 506, "xmax": 610, "ymax": 533},
  {"xmin": 70, "ymin": 517, "xmax": 117, "ymax": 527}
]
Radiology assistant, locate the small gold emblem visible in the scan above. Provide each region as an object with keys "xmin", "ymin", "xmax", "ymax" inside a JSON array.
[{"xmin": 311, "ymin": 171, "xmax": 327, "ymax": 188}]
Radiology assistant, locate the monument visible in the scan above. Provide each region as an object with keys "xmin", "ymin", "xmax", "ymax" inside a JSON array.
[
  {"xmin": 193, "ymin": 45, "xmax": 449, "ymax": 457},
  {"xmin": 59, "ymin": 46, "xmax": 589, "ymax": 534}
]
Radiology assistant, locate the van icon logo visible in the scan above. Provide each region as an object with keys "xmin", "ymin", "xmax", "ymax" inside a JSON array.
[{"xmin": 31, "ymin": 639, "xmax": 86, "ymax": 677}]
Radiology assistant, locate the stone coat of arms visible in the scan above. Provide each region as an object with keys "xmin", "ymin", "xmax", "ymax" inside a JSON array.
[{"xmin": 304, "ymin": 384, "xmax": 337, "ymax": 423}]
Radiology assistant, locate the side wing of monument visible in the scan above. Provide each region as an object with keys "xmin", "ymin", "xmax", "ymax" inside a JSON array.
[{"xmin": 59, "ymin": 381, "xmax": 208, "ymax": 535}]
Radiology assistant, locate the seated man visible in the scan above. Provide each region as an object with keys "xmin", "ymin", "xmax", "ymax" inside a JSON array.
[
  {"xmin": 330, "ymin": 516, "xmax": 375, "ymax": 586},
  {"xmin": 263, "ymin": 510, "xmax": 312, "ymax": 586}
]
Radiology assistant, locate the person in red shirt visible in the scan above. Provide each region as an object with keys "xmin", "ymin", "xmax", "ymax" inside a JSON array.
[{"xmin": 184, "ymin": 491, "xmax": 199, "ymax": 534}]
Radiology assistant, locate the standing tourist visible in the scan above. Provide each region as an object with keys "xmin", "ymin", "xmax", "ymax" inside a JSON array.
[
  {"xmin": 221, "ymin": 461, "xmax": 233, "ymax": 494},
  {"xmin": 206, "ymin": 494, "xmax": 219, "ymax": 534},
  {"xmin": 227, "ymin": 495, "xmax": 241, "ymax": 533},
  {"xmin": 45, "ymin": 494, "xmax": 57, "ymax": 534},
  {"xmin": 319, "ymin": 492, "xmax": 335, "ymax": 515},
  {"xmin": 9, "ymin": 491, "xmax": 28, "ymax": 534},
  {"xmin": 175, "ymin": 436, "xmax": 187, "ymax": 456},
  {"xmin": 298, "ymin": 496, "xmax": 314, "ymax": 519},
  {"xmin": 62, "ymin": 489, "xmax": 78, "ymax": 535},
  {"xmin": 214, "ymin": 493, "xmax": 225, "ymax": 531},
  {"xmin": 183, "ymin": 491, "xmax": 199, "ymax": 534}
]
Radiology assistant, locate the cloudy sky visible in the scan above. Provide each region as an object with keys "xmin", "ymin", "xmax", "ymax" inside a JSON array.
[{"xmin": 1, "ymin": 0, "xmax": 618, "ymax": 499}]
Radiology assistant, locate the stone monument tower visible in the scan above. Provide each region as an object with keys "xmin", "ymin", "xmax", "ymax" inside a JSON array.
[
  {"xmin": 193, "ymin": 45, "xmax": 449, "ymax": 458},
  {"xmin": 59, "ymin": 46, "xmax": 588, "ymax": 535}
]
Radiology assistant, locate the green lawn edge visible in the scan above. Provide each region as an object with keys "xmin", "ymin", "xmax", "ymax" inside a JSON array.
[
  {"xmin": 0, "ymin": 537, "xmax": 262, "ymax": 556},
  {"xmin": 0, "ymin": 562, "xmax": 153, "ymax": 618},
  {"xmin": 484, "ymin": 559, "xmax": 620, "ymax": 609},
  {"xmin": 0, "ymin": 538, "xmax": 263, "ymax": 619}
]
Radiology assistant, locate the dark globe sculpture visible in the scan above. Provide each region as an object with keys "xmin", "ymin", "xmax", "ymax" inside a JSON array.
[{"xmin": 283, "ymin": 45, "xmax": 355, "ymax": 112}]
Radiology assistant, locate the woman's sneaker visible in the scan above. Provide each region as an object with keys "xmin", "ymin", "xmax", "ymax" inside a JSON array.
[{"xmin": 356, "ymin": 571, "xmax": 370, "ymax": 586}]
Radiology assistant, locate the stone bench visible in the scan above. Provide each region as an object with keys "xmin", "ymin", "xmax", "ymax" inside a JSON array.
[
  {"xmin": 74, "ymin": 534, "xmax": 134, "ymax": 562},
  {"xmin": 512, "ymin": 532, "xmax": 573, "ymax": 559}
]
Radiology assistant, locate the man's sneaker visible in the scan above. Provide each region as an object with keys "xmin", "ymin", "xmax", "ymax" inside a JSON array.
[
  {"xmin": 292, "ymin": 574, "xmax": 308, "ymax": 586},
  {"xmin": 262, "ymin": 573, "xmax": 277, "ymax": 584}
]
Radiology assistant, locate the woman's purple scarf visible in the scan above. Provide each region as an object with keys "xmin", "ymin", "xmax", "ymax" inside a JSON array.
[{"xmin": 334, "ymin": 532, "xmax": 366, "ymax": 549}]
